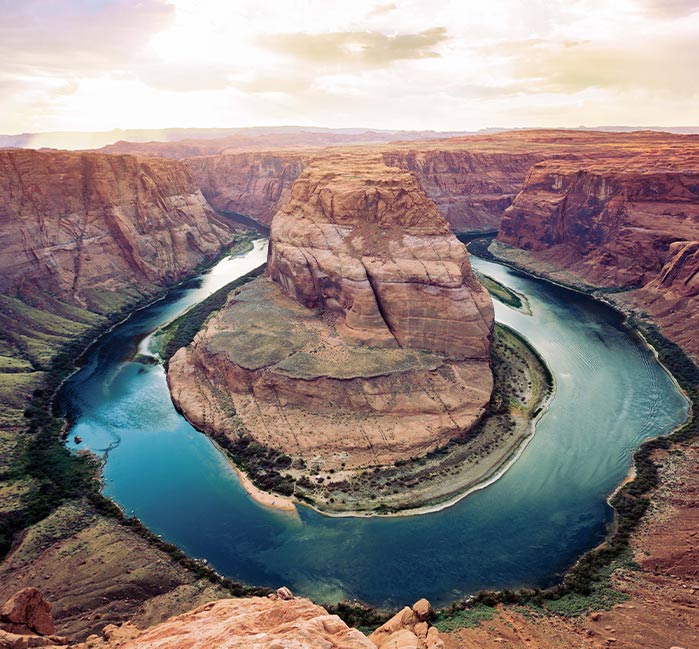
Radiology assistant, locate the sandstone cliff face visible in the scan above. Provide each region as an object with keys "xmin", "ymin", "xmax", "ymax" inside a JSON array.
[
  {"xmin": 186, "ymin": 148, "xmax": 543, "ymax": 234},
  {"xmin": 168, "ymin": 156, "xmax": 494, "ymax": 493},
  {"xmin": 187, "ymin": 153, "xmax": 307, "ymax": 225},
  {"xmin": 68, "ymin": 594, "xmax": 444, "ymax": 649},
  {"xmin": 0, "ymin": 149, "xmax": 233, "ymax": 312},
  {"xmin": 74, "ymin": 597, "xmax": 376, "ymax": 649},
  {"xmin": 497, "ymin": 157, "xmax": 699, "ymax": 358},
  {"xmin": 267, "ymin": 156, "xmax": 493, "ymax": 356},
  {"xmin": 382, "ymin": 149, "xmax": 544, "ymax": 232}
]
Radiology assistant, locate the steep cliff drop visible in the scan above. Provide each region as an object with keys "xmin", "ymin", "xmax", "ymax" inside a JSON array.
[
  {"xmin": 494, "ymin": 153, "xmax": 699, "ymax": 360},
  {"xmin": 168, "ymin": 155, "xmax": 495, "ymax": 513},
  {"xmin": 0, "ymin": 149, "xmax": 233, "ymax": 312}
]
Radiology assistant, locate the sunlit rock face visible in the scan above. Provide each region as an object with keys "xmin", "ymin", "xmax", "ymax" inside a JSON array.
[
  {"xmin": 267, "ymin": 155, "xmax": 493, "ymax": 357},
  {"xmin": 497, "ymin": 152, "xmax": 699, "ymax": 360},
  {"xmin": 0, "ymin": 149, "xmax": 232, "ymax": 312},
  {"xmin": 168, "ymin": 155, "xmax": 494, "ymax": 478}
]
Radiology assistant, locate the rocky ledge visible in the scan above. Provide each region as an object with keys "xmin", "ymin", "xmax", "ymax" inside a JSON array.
[
  {"xmin": 0, "ymin": 587, "xmax": 444, "ymax": 649},
  {"xmin": 0, "ymin": 148, "xmax": 233, "ymax": 313},
  {"xmin": 168, "ymin": 155, "xmax": 495, "ymax": 512}
]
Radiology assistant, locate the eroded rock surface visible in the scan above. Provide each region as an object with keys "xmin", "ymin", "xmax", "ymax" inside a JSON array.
[
  {"xmin": 0, "ymin": 149, "xmax": 232, "ymax": 312},
  {"xmin": 74, "ymin": 596, "xmax": 375, "ymax": 649},
  {"xmin": 168, "ymin": 156, "xmax": 494, "ymax": 499},
  {"xmin": 496, "ymin": 150, "xmax": 699, "ymax": 359},
  {"xmin": 267, "ymin": 156, "xmax": 493, "ymax": 356}
]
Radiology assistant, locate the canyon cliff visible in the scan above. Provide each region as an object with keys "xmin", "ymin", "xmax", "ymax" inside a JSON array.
[
  {"xmin": 381, "ymin": 149, "xmax": 544, "ymax": 232},
  {"xmin": 168, "ymin": 155, "xmax": 494, "ymax": 510},
  {"xmin": 186, "ymin": 152, "xmax": 307, "ymax": 225},
  {"xmin": 0, "ymin": 149, "xmax": 233, "ymax": 313},
  {"xmin": 185, "ymin": 147, "xmax": 544, "ymax": 233},
  {"xmin": 496, "ymin": 150, "xmax": 699, "ymax": 359}
]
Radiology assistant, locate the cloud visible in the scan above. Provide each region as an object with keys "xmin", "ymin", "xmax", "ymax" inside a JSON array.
[
  {"xmin": 368, "ymin": 3, "xmax": 398, "ymax": 17},
  {"xmin": 639, "ymin": 0, "xmax": 699, "ymax": 17},
  {"xmin": 489, "ymin": 30, "xmax": 699, "ymax": 96},
  {"xmin": 260, "ymin": 27, "xmax": 448, "ymax": 68},
  {"xmin": 0, "ymin": 1, "xmax": 174, "ymax": 72},
  {"xmin": 139, "ymin": 64, "xmax": 235, "ymax": 92}
]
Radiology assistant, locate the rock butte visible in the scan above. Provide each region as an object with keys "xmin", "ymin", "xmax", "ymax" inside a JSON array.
[
  {"xmin": 2, "ymin": 129, "xmax": 699, "ymax": 647},
  {"xmin": 104, "ymin": 129, "xmax": 699, "ymax": 235},
  {"xmin": 168, "ymin": 156, "xmax": 494, "ymax": 482}
]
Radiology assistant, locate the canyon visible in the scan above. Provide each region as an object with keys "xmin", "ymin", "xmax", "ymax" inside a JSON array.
[
  {"xmin": 0, "ymin": 148, "xmax": 244, "ymax": 642},
  {"xmin": 0, "ymin": 149, "xmax": 232, "ymax": 310},
  {"xmin": 0, "ymin": 129, "xmax": 698, "ymax": 648}
]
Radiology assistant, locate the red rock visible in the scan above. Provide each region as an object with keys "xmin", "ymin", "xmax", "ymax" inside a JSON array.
[
  {"xmin": 168, "ymin": 156, "xmax": 494, "ymax": 493},
  {"xmin": 412, "ymin": 598, "xmax": 431, "ymax": 622},
  {"xmin": 0, "ymin": 149, "xmax": 233, "ymax": 311},
  {"xmin": 276, "ymin": 586, "xmax": 294, "ymax": 601},
  {"xmin": 72, "ymin": 597, "xmax": 375, "ymax": 648},
  {"xmin": 0, "ymin": 588, "xmax": 55, "ymax": 636},
  {"xmin": 496, "ymin": 150, "xmax": 699, "ymax": 361}
]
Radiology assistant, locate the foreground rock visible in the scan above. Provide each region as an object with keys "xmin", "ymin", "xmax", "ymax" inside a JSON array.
[
  {"xmin": 496, "ymin": 148, "xmax": 699, "ymax": 360},
  {"xmin": 443, "ymin": 446, "xmax": 699, "ymax": 649},
  {"xmin": 74, "ymin": 596, "xmax": 375, "ymax": 649},
  {"xmin": 369, "ymin": 599, "xmax": 444, "ymax": 649},
  {"xmin": 169, "ymin": 155, "xmax": 494, "ymax": 510},
  {"xmin": 0, "ymin": 588, "xmax": 66, "ymax": 647},
  {"xmin": 69, "ymin": 592, "xmax": 444, "ymax": 649}
]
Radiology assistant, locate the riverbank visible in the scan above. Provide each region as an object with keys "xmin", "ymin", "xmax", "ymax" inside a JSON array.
[
  {"xmin": 0, "ymin": 235, "xmax": 277, "ymax": 639},
  {"xmin": 289, "ymin": 323, "xmax": 554, "ymax": 517},
  {"xmin": 429, "ymin": 236, "xmax": 698, "ymax": 629},
  {"xmin": 18, "ymin": 231, "xmax": 694, "ymax": 638},
  {"xmin": 167, "ymin": 314, "xmax": 553, "ymax": 518}
]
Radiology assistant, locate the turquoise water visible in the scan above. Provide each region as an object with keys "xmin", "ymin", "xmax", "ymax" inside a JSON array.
[{"xmin": 59, "ymin": 241, "xmax": 689, "ymax": 608}]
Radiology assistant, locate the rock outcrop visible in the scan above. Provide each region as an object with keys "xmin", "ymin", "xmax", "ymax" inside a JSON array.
[
  {"xmin": 496, "ymin": 153, "xmax": 699, "ymax": 359},
  {"xmin": 74, "ymin": 596, "xmax": 376, "ymax": 649},
  {"xmin": 0, "ymin": 588, "xmax": 56, "ymax": 637},
  {"xmin": 369, "ymin": 599, "xmax": 444, "ymax": 649},
  {"xmin": 0, "ymin": 149, "xmax": 233, "ymax": 312},
  {"xmin": 69, "ymin": 592, "xmax": 444, "ymax": 649},
  {"xmin": 168, "ymin": 156, "xmax": 494, "ymax": 506},
  {"xmin": 267, "ymin": 156, "xmax": 493, "ymax": 356},
  {"xmin": 0, "ymin": 588, "xmax": 66, "ymax": 647}
]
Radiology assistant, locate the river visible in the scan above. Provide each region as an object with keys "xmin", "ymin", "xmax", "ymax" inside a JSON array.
[{"xmin": 58, "ymin": 238, "xmax": 689, "ymax": 609}]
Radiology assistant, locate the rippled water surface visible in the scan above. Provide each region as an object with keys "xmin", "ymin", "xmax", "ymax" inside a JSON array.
[{"xmin": 59, "ymin": 241, "xmax": 689, "ymax": 607}]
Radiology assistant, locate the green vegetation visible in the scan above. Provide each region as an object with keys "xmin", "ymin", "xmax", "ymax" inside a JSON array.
[
  {"xmin": 215, "ymin": 432, "xmax": 297, "ymax": 497},
  {"xmin": 0, "ymin": 241, "xmax": 275, "ymax": 600},
  {"xmin": 475, "ymin": 271, "xmax": 526, "ymax": 311},
  {"xmin": 159, "ymin": 264, "xmax": 266, "ymax": 365},
  {"xmin": 434, "ymin": 604, "xmax": 497, "ymax": 631},
  {"xmin": 292, "ymin": 322, "xmax": 554, "ymax": 512},
  {"xmin": 436, "ymin": 315, "xmax": 698, "ymax": 629},
  {"xmin": 326, "ymin": 602, "xmax": 391, "ymax": 633}
]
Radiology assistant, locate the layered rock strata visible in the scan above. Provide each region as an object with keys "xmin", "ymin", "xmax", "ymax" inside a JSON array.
[
  {"xmin": 497, "ymin": 155, "xmax": 699, "ymax": 358},
  {"xmin": 169, "ymin": 156, "xmax": 493, "ymax": 485},
  {"xmin": 382, "ymin": 149, "xmax": 544, "ymax": 232},
  {"xmin": 0, "ymin": 149, "xmax": 233, "ymax": 312},
  {"xmin": 187, "ymin": 152, "xmax": 307, "ymax": 225}
]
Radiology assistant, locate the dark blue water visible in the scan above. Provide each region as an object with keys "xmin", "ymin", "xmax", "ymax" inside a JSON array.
[{"xmin": 58, "ymin": 242, "xmax": 689, "ymax": 608}]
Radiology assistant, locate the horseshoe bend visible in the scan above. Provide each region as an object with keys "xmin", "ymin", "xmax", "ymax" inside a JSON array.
[{"xmin": 166, "ymin": 156, "xmax": 551, "ymax": 514}]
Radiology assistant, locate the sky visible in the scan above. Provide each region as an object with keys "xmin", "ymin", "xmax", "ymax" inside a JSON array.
[{"xmin": 1, "ymin": 0, "xmax": 698, "ymax": 134}]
